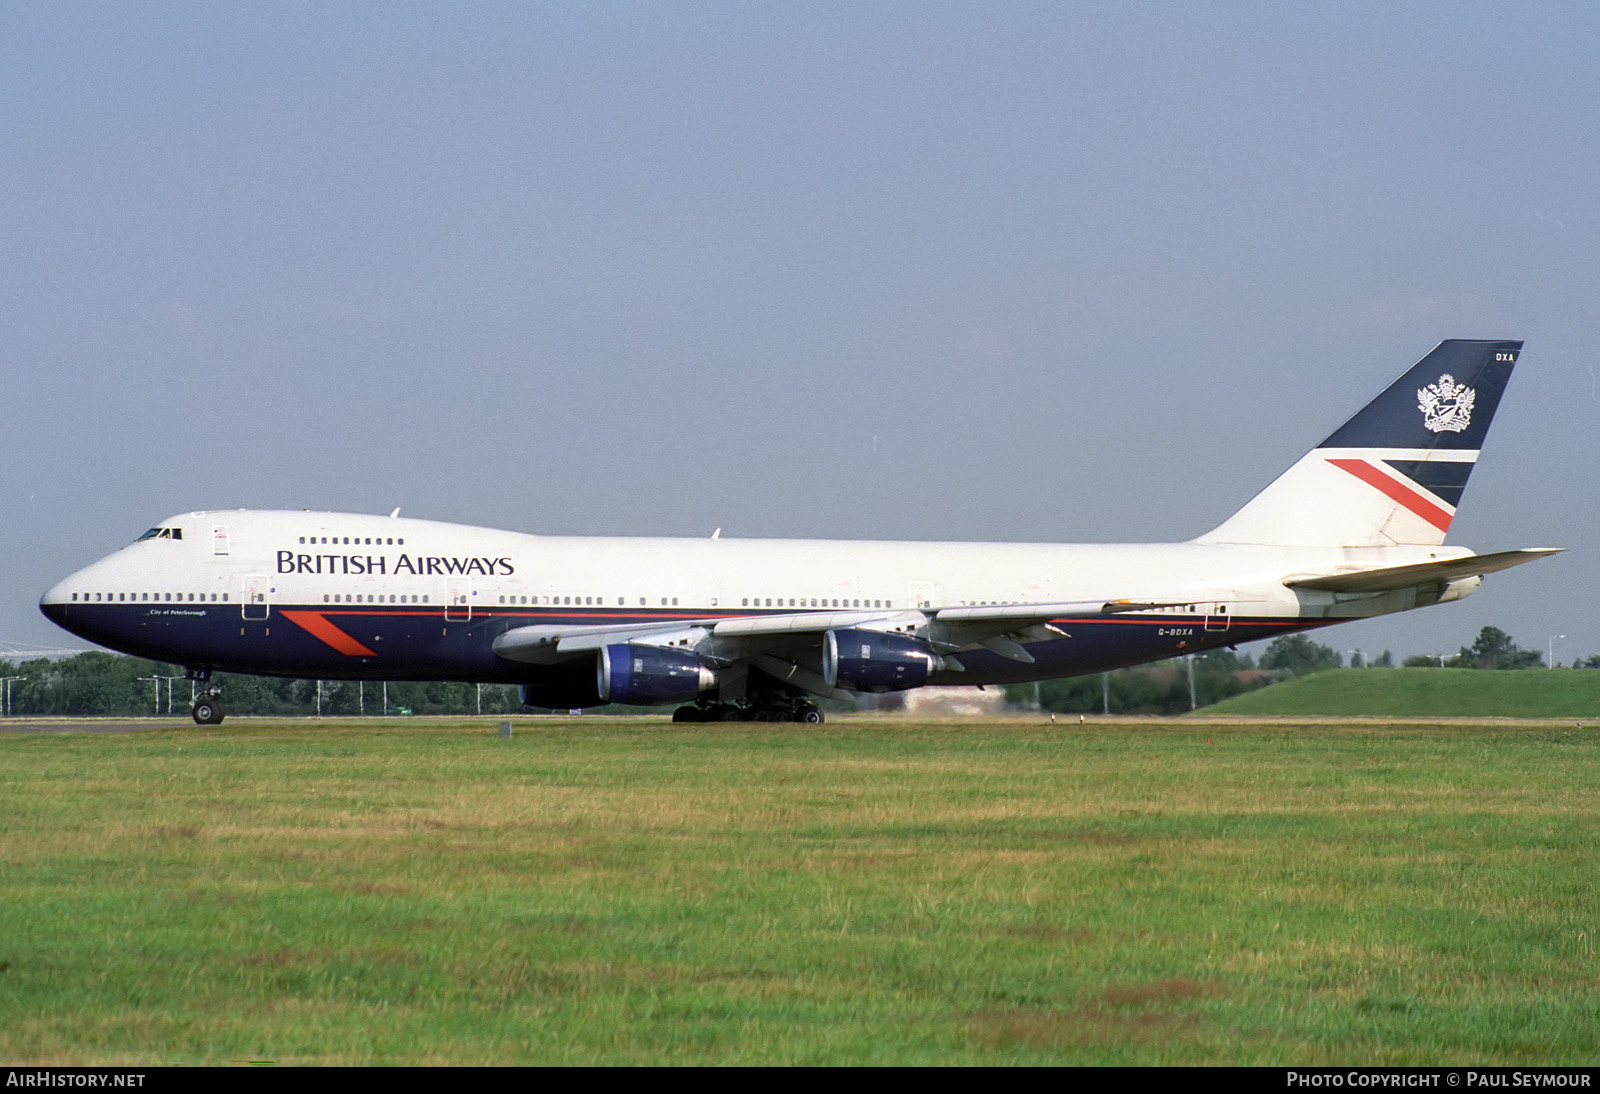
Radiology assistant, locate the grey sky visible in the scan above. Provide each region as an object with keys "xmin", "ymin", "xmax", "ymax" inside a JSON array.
[{"xmin": 4, "ymin": 2, "xmax": 1596, "ymax": 665}]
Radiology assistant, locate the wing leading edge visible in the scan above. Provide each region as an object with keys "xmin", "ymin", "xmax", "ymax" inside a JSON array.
[{"xmin": 490, "ymin": 599, "xmax": 1174, "ymax": 667}]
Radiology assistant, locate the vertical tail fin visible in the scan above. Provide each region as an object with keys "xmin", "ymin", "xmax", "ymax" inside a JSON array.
[{"xmin": 1197, "ymin": 339, "xmax": 1522, "ymax": 547}]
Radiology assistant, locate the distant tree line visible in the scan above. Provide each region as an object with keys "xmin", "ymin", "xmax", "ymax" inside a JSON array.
[
  {"xmin": 0, "ymin": 651, "xmax": 525, "ymax": 718},
  {"xmin": 1399, "ymin": 626, "xmax": 1550, "ymax": 670},
  {"xmin": 4, "ymin": 625, "xmax": 1597, "ymax": 718},
  {"xmin": 1005, "ymin": 625, "xmax": 1597, "ymax": 716}
]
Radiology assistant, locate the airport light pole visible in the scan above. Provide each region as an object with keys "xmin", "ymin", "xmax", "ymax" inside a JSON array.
[
  {"xmin": 137, "ymin": 676, "xmax": 160, "ymax": 715},
  {"xmin": 1550, "ymin": 634, "xmax": 1566, "ymax": 669},
  {"xmin": 0, "ymin": 676, "xmax": 21, "ymax": 716},
  {"xmin": 156, "ymin": 675, "xmax": 185, "ymax": 714}
]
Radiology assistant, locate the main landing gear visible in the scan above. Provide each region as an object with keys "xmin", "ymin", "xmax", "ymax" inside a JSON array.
[
  {"xmin": 187, "ymin": 669, "xmax": 225, "ymax": 725},
  {"xmin": 672, "ymin": 701, "xmax": 825, "ymax": 724}
]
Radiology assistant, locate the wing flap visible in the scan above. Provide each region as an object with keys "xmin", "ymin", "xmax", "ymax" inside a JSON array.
[{"xmin": 932, "ymin": 599, "xmax": 1183, "ymax": 624}]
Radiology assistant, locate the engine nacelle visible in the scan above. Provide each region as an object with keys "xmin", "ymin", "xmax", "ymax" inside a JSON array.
[
  {"xmin": 823, "ymin": 628, "xmax": 936, "ymax": 693},
  {"xmin": 597, "ymin": 643, "xmax": 717, "ymax": 705}
]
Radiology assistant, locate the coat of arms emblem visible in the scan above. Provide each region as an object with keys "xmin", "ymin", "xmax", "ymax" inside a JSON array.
[{"xmin": 1417, "ymin": 374, "xmax": 1475, "ymax": 433}]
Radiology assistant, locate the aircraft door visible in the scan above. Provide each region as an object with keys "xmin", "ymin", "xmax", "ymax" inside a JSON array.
[
  {"xmin": 908, "ymin": 581, "xmax": 937, "ymax": 610},
  {"xmin": 445, "ymin": 577, "xmax": 472, "ymax": 621},
  {"xmin": 1203, "ymin": 603, "xmax": 1231, "ymax": 632},
  {"xmin": 241, "ymin": 573, "xmax": 271, "ymax": 621}
]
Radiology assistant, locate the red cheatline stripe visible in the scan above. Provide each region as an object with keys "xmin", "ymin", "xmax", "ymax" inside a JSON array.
[
  {"xmin": 280, "ymin": 610, "xmax": 378, "ymax": 656},
  {"xmin": 1326, "ymin": 458, "xmax": 1453, "ymax": 532}
]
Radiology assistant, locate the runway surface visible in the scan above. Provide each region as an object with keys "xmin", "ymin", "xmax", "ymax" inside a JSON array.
[{"xmin": 0, "ymin": 718, "xmax": 179, "ymax": 733}]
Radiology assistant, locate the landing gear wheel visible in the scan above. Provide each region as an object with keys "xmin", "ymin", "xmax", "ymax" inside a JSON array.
[
  {"xmin": 672, "ymin": 706, "xmax": 701, "ymax": 723},
  {"xmin": 192, "ymin": 697, "xmax": 225, "ymax": 725},
  {"xmin": 797, "ymin": 704, "xmax": 825, "ymax": 725}
]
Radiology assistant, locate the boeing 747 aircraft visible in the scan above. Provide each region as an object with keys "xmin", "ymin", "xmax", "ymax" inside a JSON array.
[{"xmin": 41, "ymin": 340, "xmax": 1557, "ymax": 724}]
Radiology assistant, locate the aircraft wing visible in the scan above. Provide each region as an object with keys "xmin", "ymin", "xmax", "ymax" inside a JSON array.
[
  {"xmin": 1282, "ymin": 548, "xmax": 1562, "ymax": 594},
  {"xmin": 491, "ymin": 599, "xmax": 1175, "ymax": 674}
]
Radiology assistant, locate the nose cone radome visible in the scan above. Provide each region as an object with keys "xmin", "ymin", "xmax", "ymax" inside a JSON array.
[{"xmin": 39, "ymin": 576, "xmax": 80, "ymax": 633}]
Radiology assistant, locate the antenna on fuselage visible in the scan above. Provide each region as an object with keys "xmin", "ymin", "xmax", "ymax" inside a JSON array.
[{"xmin": 389, "ymin": 508, "xmax": 401, "ymax": 518}]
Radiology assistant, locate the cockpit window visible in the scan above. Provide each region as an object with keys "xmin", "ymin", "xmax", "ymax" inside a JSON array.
[
  {"xmin": 135, "ymin": 527, "xmax": 183, "ymax": 542},
  {"xmin": 137, "ymin": 528, "xmax": 162, "ymax": 542}
]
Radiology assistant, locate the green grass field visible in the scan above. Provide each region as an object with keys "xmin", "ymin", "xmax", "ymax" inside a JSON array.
[
  {"xmin": 3, "ymin": 716, "xmax": 1597, "ymax": 1065},
  {"xmin": 1205, "ymin": 668, "xmax": 1600, "ymax": 718}
]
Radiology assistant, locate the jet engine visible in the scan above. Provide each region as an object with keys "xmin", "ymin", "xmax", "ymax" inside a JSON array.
[
  {"xmin": 822, "ymin": 628, "xmax": 938, "ymax": 693},
  {"xmin": 597, "ymin": 643, "xmax": 717, "ymax": 705}
]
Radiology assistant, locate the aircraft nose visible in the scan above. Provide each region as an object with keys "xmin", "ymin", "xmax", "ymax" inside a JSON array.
[{"xmin": 39, "ymin": 578, "xmax": 76, "ymax": 629}]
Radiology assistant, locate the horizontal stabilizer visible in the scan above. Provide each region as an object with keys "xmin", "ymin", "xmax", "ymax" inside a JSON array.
[{"xmin": 1282, "ymin": 548, "xmax": 1562, "ymax": 593}]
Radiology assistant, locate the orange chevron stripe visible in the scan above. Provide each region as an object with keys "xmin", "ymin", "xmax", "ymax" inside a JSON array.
[
  {"xmin": 1326, "ymin": 458, "xmax": 1453, "ymax": 532},
  {"xmin": 280, "ymin": 610, "xmax": 378, "ymax": 656}
]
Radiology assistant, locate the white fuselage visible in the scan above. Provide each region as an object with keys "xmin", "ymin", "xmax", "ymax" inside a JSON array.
[{"xmin": 40, "ymin": 509, "xmax": 1473, "ymax": 689}]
